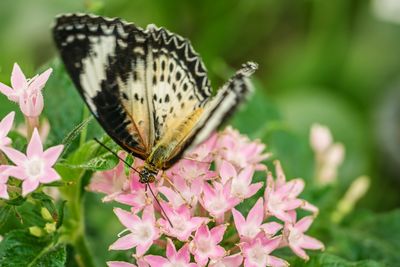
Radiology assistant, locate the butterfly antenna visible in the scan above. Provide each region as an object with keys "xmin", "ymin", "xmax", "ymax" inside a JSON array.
[
  {"xmin": 146, "ymin": 182, "xmax": 173, "ymax": 227},
  {"xmin": 93, "ymin": 138, "xmax": 141, "ymax": 175}
]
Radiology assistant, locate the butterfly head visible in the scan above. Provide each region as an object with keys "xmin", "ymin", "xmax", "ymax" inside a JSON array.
[{"xmin": 139, "ymin": 166, "xmax": 158, "ymax": 183}]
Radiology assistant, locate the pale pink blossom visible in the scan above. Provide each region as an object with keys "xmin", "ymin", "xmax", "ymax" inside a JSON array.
[
  {"xmin": 110, "ymin": 206, "xmax": 160, "ymax": 256},
  {"xmin": 216, "ymin": 126, "xmax": 269, "ymax": 170},
  {"xmin": 200, "ymin": 182, "xmax": 238, "ymax": 221},
  {"xmin": 264, "ymin": 161, "xmax": 305, "ymax": 223},
  {"xmin": 0, "ymin": 63, "xmax": 52, "ymax": 117},
  {"xmin": 145, "ymin": 238, "xmax": 196, "ymax": 267},
  {"xmin": 241, "ymin": 234, "xmax": 288, "ymax": 267},
  {"xmin": 88, "ymin": 154, "xmax": 130, "ymax": 202},
  {"xmin": 310, "ymin": 124, "xmax": 332, "ymax": 153},
  {"xmin": 284, "ymin": 214, "xmax": 324, "ymax": 260},
  {"xmin": 232, "ymin": 198, "xmax": 282, "ymax": 241},
  {"xmin": 189, "ymin": 224, "xmax": 227, "ymax": 266},
  {"xmin": 0, "ymin": 166, "xmax": 9, "ymax": 199},
  {"xmin": 0, "ymin": 112, "xmax": 15, "ymax": 150},
  {"xmin": 158, "ymin": 175, "xmax": 203, "ymax": 208},
  {"xmin": 158, "ymin": 204, "xmax": 208, "ymax": 241},
  {"xmin": 209, "ymin": 253, "xmax": 243, "ymax": 267},
  {"xmin": 168, "ymin": 158, "xmax": 215, "ymax": 183},
  {"xmin": 219, "ymin": 161, "xmax": 262, "ymax": 200},
  {"xmin": 186, "ymin": 132, "xmax": 217, "ymax": 162},
  {"xmin": 2, "ymin": 128, "xmax": 63, "ymax": 196}
]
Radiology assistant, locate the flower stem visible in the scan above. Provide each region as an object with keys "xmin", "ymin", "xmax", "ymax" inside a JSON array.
[
  {"xmin": 79, "ymin": 107, "xmax": 89, "ymax": 146},
  {"xmin": 25, "ymin": 116, "xmax": 39, "ymax": 139},
  {"xmin": 74, "ymin": 231, "xmax": 96, "ymax": 267}
]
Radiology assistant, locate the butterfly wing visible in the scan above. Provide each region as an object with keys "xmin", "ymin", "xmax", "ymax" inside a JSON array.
[
  {"xmin": 52, "ymin": 14, "xmax": 213, "ymax": 161},
  {"xmin": 161, "ymin": 62, "xmax": 257, "ymax": 167}
]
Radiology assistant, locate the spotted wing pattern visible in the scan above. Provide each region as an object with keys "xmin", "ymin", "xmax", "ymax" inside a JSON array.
[
  {"xmin": 53, "ymin": 13, "xmax": 257, "ymax": 168},
  {"xmin": 52, "ymin": 13, "xmax": 212, "ymax": 160}
]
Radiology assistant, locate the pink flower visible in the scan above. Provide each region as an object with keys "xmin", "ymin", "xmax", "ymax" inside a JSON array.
[
  {"xmin": 88, "ymin": 154, "xmax": 130, "ymax": 202},
  {"xmin": 168, "ymin": 158, "xmax": 215, "ymax": 184},
  {"xmin": 158, "ymin": 175, "xmax": 203, "ymax": 208},
  {"xmin": 200, "ymin": 182, "xmax": 238, "ymax": 221},
  {"xmin": 190, "ymin": 224, "xmax": 227, "ymax": 266},
  {"xmin": 209, "ymin": 253, "xmax": 243, "ymax": 267},
  {"xmin": 241, "ymin": 234, "xmax": 288, "ymax": 267},
  {"xmin": 110, "ymin": 206, "xmax": 160, "ymax": 256},
  {"xmin": 145, "ymin": 239, "xmax": 196, "ymax": 267},
  {"xmin": 264, "ymin": 161, "xmax": 305, "ymax": 223},
  {"xmin": 219, "ymin": 161, "xmax": 262, "ymax": 200},
  {"xmin": 216, "ymin": 127, "xmax": 269, "ymax": 170},
  {"xmin": 284, "ymin": 215, "xmax": 324, "ymax": 260},
  {"xmin": 0, "ymin": 112, "xmax": 15, "ymax": 150},
  {"xmin": 0, "ymin": 63, "xmax": 52, "ymax": 117},
  {"xmin": 158, "ymin": 204, "xmax": 208, "ymax": 241},
  {"xmin": 232, "ymin": 198, "xmax": 282, "ymax": 241},
  {"xmin": 3, "ymin": 128, "xmax": 63, "ymax": 196},
  {"xmin": 0, "ymin": 166, "xmax": 9, "ymax": 199},
  {"xmin": 186, "ymin": 132, "xmax": 217, "ymax": 162}
]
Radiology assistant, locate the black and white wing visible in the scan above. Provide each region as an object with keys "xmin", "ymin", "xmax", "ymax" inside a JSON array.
[
  {"xmin": 52, "ymin": 14, "xmax": 212, "ymax": 159},
  {"xmin": 52, "ymin": 13, "xmax": 257, "ymax": 167}
]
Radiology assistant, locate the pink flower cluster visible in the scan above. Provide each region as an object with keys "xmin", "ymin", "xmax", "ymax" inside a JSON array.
[
  {"xmin": 0, "ymin": 64, "xmax": 63, "ymax": 198},
  {"xmin": 89, "ymin": 127, "xmax": 324, "ymax": 267}
]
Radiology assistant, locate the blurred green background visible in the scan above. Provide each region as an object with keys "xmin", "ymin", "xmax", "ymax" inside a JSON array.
[{"xmin": 0, "ymin": 0, "xmax": 399, "ymax": 265}]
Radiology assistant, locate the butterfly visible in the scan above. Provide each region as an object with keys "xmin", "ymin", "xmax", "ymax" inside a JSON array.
[{"xmin": 52, "ymin": 13, "xmax": 257, "ymax": 183}]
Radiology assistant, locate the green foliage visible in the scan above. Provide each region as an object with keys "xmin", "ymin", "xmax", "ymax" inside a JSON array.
[
  {"xmin": 0, "ymin": 230, "xmax": 66, "ymax": 267},
  {"xmin": 292, "ymin": 253, "xmax": 384, "ymax": 267}
]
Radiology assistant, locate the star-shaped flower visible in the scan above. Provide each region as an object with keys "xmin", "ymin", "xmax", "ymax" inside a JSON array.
[
  {"xmin": 2, "ymin": 128, "xmax": 63, "ymax": 196},
  {"xmin": 145, "ymin": 238, "xmax": 196, "ymax": 267},
  {"xmin": 284, "ymin": 214, "xmax": 324, "ymax": 260},
  {"xmin": 190, "ymin": 224, "xmax": 227, "ymax": 266},
  {"xmin": 158, "ymin": 203, "xmax": 208, "ymax": 241},
  {"xmin": 232, "ymin": 198, "xmax": 282, "ymax": 241},
  {"xmin": 209, "ymin": 253, "xmax": 243, "ymax": 267},
  {"xmin": 240, "ymin": 234, "xmax": 288, "ymax": 267},
  {"xmin": 110, "ymin": 205, "xmax": 160, "ymax": 256},
  {"xmin": 0, "ymin": 63, "xmax": 52, "ymax": 117},
  {"xmin": 219, "ymin": 161, "xmax": 262, "ymax": 200}
]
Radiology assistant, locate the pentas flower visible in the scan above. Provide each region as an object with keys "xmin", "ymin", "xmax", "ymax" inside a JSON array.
[
  {"xmin": 145, "ymin": 238, "xmax": 196, "ymax": 267},
  {"xmin": 264, "ymin": 161, "xmax": 315, "ymax": 223},
  {"xmin": 232, "ymin": 198, "xmax": 282, "ymax": 241},
  {"xmin": 200, "ymin": 182, "xmax": 238, "ymax": 221},
  {"xmin": 2, "ymin": 128, "xmax": 63, "ymax": 196},
  {"xmin": 189, "ymin": 224, "xmax": 227, "ymax": 266},
  {"xmin": 0, "ymin": 166, "xmax": 10, "ymax": 199},
  {"xmin": 216, "ymin": 126, "xmax": 270, "ymax": 170},
  {"xmin": 109, "ymin": 206, "xmax": 160, "ymax": 256},
  {"xmin": 0, "ymin": 63, "xmax": 52, "ymax": 117},
  {"xmin": 283, "ymin": 213, "xmax": 325, "ymax": 260},
  {"xmin": 158, "ymin": 204, "xmax": 208, "ymax": 241},
  {"xmin": 158, "ymin": 175, "xmax": 203, "ymax": 208},
  {"xmin": 219, "ymin": 160, "xmax": 262, "ymax": 200},
  {"xmin": 0, "ymin": 112, "xmax": 15, "ymax": 151},
  {"xmin": 240, "ymin": 234, "xmax": 288, "ymax": 267},
  {"xmin": 92, "ymin": 126, "xmax": 324, "ymax": 266}
]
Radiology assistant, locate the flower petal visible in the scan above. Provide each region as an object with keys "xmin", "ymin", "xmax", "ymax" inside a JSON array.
[
  {"xmin": 114, "ymin": 208, "xmax": 140, "ymax": 229},
  {"xmin": 27, "ymin": 129, "xmax": 43, "ymax": 158},
  {"xmin": 43, "ymin": 145, "xmax": 64, "ymax": 166},
  {"xmin": 109, "ymin": 233, "xmax": 138, "ymax": 250},
  {"xmin": 247, "ymin": 198, "xmax": 264, "ymax": 226},
  {"xmin": 144, "ymin": 255, "xmax": 168, "ymax": 266},
  {"xmin": 22, "ymin": 179, "xmax": 40, "ymax": 196},
  {"xmin": 0, "ymin": 112, "xmax": 15, "ymax": 137},
  {"xmin": 41, "ymin": 168, "xmax": 61, "ymax": 183},
  {"xmin": 0, "ymin": 183, "xmax": 9, "ymax": 199},
  {"xmin": 210, "ymin": 224, "xmax": 227, "ymax": 244},
  {"xmin": 166, "ymin": 238, "xmax": 177, "ymax": 261},
  {"xmin": 219, "ymin": 160, "xmax": 237, "ymax": 184},
  {"xmin": 107, "ymin": 261, "xmax": 137, "ymax": 267},
  {"xmin": 11, "ymin": 63, "xmax": 27, "ymax": 90},
  {"xmin": 300, "ymin": 235, "xmax": 325, "ymax": 250},
  {"xmin": 232, "ymin": 208, "xmax": 245, "ymax": 234},
  {"xmin": 2, "ymin": 147, "xmax": 27, "ymax": 166},
  {"xmin": 0, "ymin": 82, "xmax": 14, "ymax": 98},
  {"xmin": 29, "ymin": 68, "xmax": 52, "ymax": 92},
  {"xmin": 295, "ymin": 216, "xmax": 314, "ymax": 232}
]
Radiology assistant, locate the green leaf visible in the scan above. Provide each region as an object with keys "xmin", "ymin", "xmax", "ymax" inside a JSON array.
[
  {"xmin": 331, "ymin": 209, "xmax": 400, "ymax": 265},
  {"xmin": 58, "ymin": 152, "xmax": 118, "ymax": 172},
  {"xmin": 291, "ymin": 253, "xmax": 384, "ymax": 267},
  {"xmin": 0, "ymin": 206, "xmax": 11, "ymax": 229},
  {"xmin": 60, "ymin": 115, "xmax": 94, "ymax": 157},
  {"xmin": 0, "ymin": 230, "xmax": 66, "ymax": 267}
]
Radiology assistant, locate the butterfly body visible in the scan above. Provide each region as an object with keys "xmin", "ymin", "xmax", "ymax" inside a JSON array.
[{"xmin": 53, "ymin": 14, "xmax": 257, "ymax": 183}]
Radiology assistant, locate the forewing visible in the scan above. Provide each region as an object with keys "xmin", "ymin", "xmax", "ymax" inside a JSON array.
[
  {"xmin": 53, "ymin": 14, "xmax": 153, "ymax": 158},
  {"xmin": 145, "ymin": 24, "xmax": 212, "ymax": 144},
  {"xmin": 164, "ymin": 62, "xmax": 258, "ymax": 166}
]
